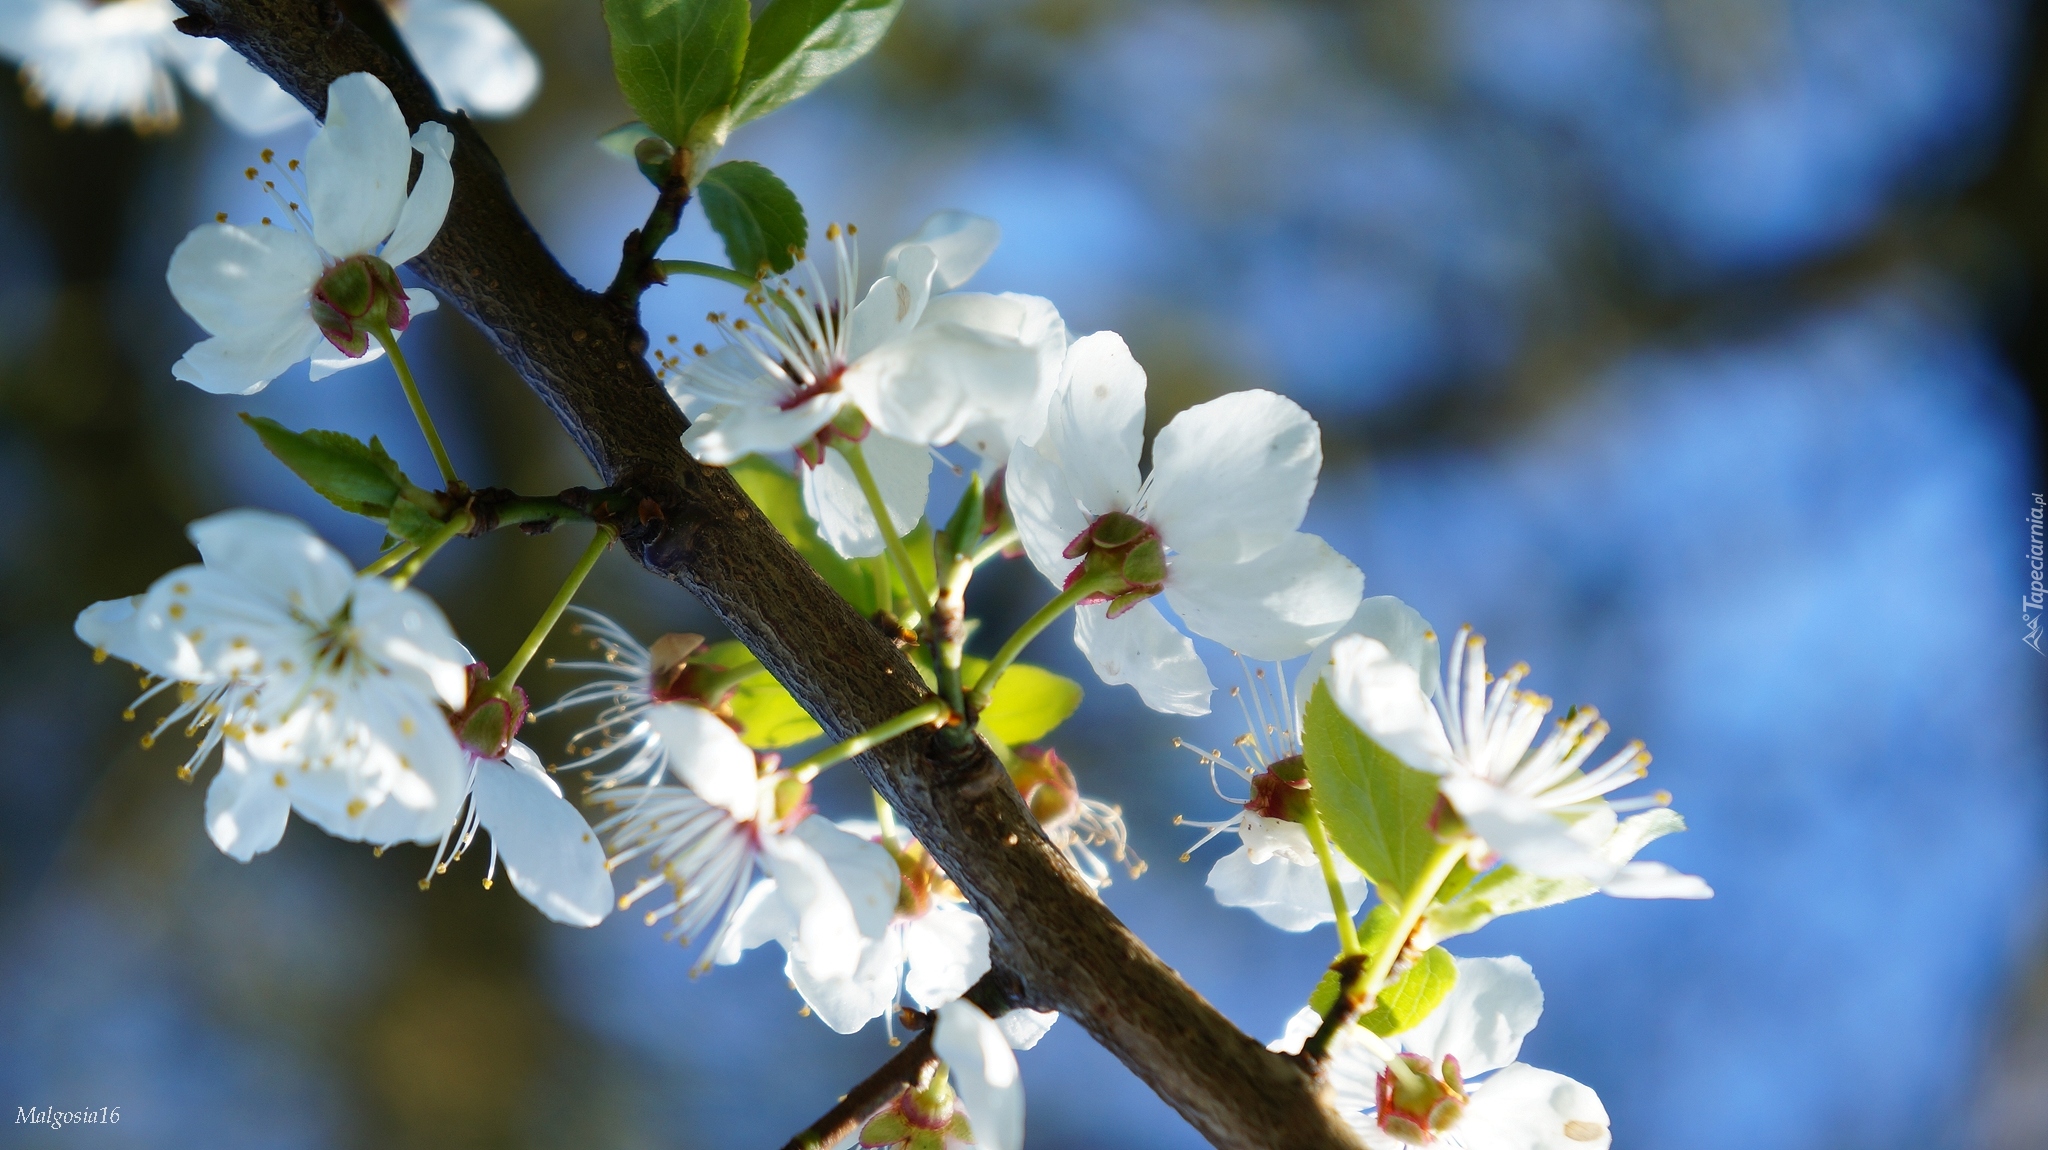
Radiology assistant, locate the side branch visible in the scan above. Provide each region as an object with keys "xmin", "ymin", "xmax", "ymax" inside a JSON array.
[
  {"xmin": 174, "ymin": 4, "xmax": 1367, "ymax": 1147},
  {"xmin": 780, "ymin": 1029, "xmax": 937, "ymax": 1150}
]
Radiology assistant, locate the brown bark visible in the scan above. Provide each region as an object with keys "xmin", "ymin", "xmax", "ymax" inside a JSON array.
[{"xmin": 169, "ymin": 3, "xmax": 1365, "ymax": 1146}]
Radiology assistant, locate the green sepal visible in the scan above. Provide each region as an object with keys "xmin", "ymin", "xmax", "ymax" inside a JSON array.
[
  {"xmin": 603, "ymin": 0, "xmax": 749, "ymax": 149},
  {"xmin": 728, "ymin": 454, "xmax": 875, "ymax": 614},
  {"xmin": 1303, "ymin": 681, "xmax": 1447, "ymax": 898},
  {"xmin": 732, "ymin": 0, "xmax": 904, "ymax": 126},
  {"xmin": 937, "ymin": 473, "xmax": 984, "ymax": 571},
  {"xmin": 696, "ymin": 160, "xmax": 808, "ymax": 277}
]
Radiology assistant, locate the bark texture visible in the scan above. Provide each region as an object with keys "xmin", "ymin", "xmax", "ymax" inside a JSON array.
[{"xmin": 171, "ymin": 3, "xmax": 1366, "ymax": 1146}]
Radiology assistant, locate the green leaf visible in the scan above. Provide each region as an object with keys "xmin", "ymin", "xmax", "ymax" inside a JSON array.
[
  {"xmin": 1360, "ymin": 946, "xmax": 1457, "ymax": 1037},
  {"xmin": 1303, "ymin": 681, "xmax": 1446, "ymax": 896},
  {"xmin": 240, "ymin": 415, "xmax": 402, "ymax": 517},
  {"xmin": 697, "ymin": 160, "xmax": 809, "ymax": 277},
  {"xmin": 597, "ymin": 120, "xmax": 663, "ymax": 161},
  {"xmin": 732, "ymin": 0, "xmax": 904, "ymax": 125},
  {"xmin": 728, "ymin": 455, "xmax": 876, "ymax": 614},
  {"xmin": 964, "ymin": 658, "xmax": 1080, "ymax": 745},
  {"xmin": 603, "ymin": 0, "xmax": 749, "ymax": 148},
  {"xmin": 697, "ymin": 639, "xmax": 825, "ymax": 749}
]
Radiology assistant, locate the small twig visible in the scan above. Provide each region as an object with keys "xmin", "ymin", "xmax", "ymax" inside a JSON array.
[
  {"xmin": 462, "ymin": 485, "xmax": 639, "ymax": 536},
  {"xmin": 1297, "ymin": 953, "xmax": 1371, "ymax": 1066},
  {"xmin": 778, "ymin": 1029, "xmax": 937, "ymax": 1150},
  {"xmin": 607, "ymin": 149, "xmax": 691, "ymax": 306}
]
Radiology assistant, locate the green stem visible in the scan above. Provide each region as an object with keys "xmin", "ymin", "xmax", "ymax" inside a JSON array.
[
  {"xmin": 370, "ymin": 325, "xmax": 459, "ymax": 489},
  {"xmin": 839, "ymin": 442, "xmax": 929, "ymax": 613},
  {"xmin": 484, "ymin": 527, "xmax": 612, "ymax": 697},
  {"xmin": 359, "ymin": 540, "xmax": 416, "ymax": 578},
  {"xmin": 970, "ymin": 524, "xmax": 1020, "ymax": 568},
  {"xmin": 694, "ymin": 656, "xmax": 766, "ymax": 703},
  {"xmin": 657, "ymin": 259, "xmax": 762, "ymax": 291},
  {"xmin": 788, "ymin": 699, "xmax": 950, "ymax": 782},
  {"xmin": 967, "ymin": 577, "xmax": 1116, "ymax": 712},
  {"xmin": 387, "ymin": 511, "xmax": 471, "ymax": 591},
  {"xmin": 1358, "ymin": 838, "xmax": 1469, "ymax": 1002},
  {"xmin": 1300, "ymin": 804, "xmax": 1362, "ymax": 956},
  {"xmin": 873, "ymin": 789, "xmax": 900, "ymax": 849}
]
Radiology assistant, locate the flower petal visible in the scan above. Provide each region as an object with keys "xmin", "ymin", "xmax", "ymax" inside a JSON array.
[
  {"xmin": 647, "ymin": 702, "xmax": 759, "ymax": 820},
  {"xmin": 1600, "ymin": 861, "xmax": 1714, "ymax": 900},
  {"xmin": 1441, "ymin": 775, "xmax": 1616, "ymax": 882},
  {"xmin": 715, "ymin": 879, "xmax": 793, "ymax": 965},
  {"xmin": 680, "ymin": 395, "xmax": 839, "ymax": 465},
  {"xmin": 846, "ymin": 245, "xmax": 936, "ymax": 360},
  {"xmin": 1038, "ymin": 331, "xmax": 1146, "ymax": 515},
  {"xmin": 306, "ymin": 72, "xmax": 413, "ymax": 257},
  {"xmin": 189, "ymin": 509, "xmax": 355, "ymax": 620},
  {"xmin": 379, "ymin": 121, "xmax": 456, "ymax": 266},
  {"xmin": 918, "ymin": 292, "xmax": 1065, "ymax": 466},
  {"xmin": 173, "ymin": 322, "xmax": 328, "ymax": 395},
  {"xmin": 167, "ymin": 35, "xmax": 310, "ymax": 135},
  {"xmin": 166, "ymin": 221, "xmax": 322, "ymax": 334},
  {"xmin": 1297, "ymin": 596, "xmax": 1441, "ymax": 715},
  {"xmin": 1206, "ymin": 846, "xmax": 1368, "ymax": 932},
  {"xmin": 934, "ymin": 1000, "xmax": 1024, "ymax": 1150},
  {"xmin": 347, "ymin": 575, "xmax": 474, "ymax": 708},
  {"xmin": 205, "ymin": 741, "xmax": 293, "ymax": 861},
  {"xmin": 994, "ymin": 1008, "xmax": 1059, "ymax": 1051},
  {"xmin": 902, "ymin": 902, "xmax": 991, "ymax": 1010},
  {"xmin": 757, "ymin": 830, "xmax": 866, "ymax": 982},
  {"xmin": 786, "ymin": 926, "xmax": 903, "ymax": 1034},
  {"xmin": 883, "ymin": 211, "xmax": 1000, "ymax": 293},
  {"xmin": 790, "ymin": 817, "xmax": 900, "ymax": 941},
  {"xmin": 1325, "ymin": 634, "xmax": 1458, "ymax": 774},
  {"xmin": 840, "ymin": 317, "xmax": 1045, "ymax": 448},
  {"xmin": 1072, "ymin": 600, "xmax": 1213, "ymax": 716},
  {"xmin": 1165, "ymin": 531, "xmax": 1362, "ymax": 661},
  {"xmin": 73, "ymin": 595, "xmax": 158, "ymax": 670},
  {"xmin": 800, "ymin": 435, "xmax": 932, "ymax": 559},
  {"xmin": 1456, "ymin": 1063, "xmax": 1611, "ymax": 1150},
  {"xmin": 397, "ymin": 0, "xmax": 540, "ymax": 116},
  {"xmin": 1398, "ymin": 955, "xmax": 1542, "ymax": 1075},
  {"xmin": 472, "ymin": 742, "xmax": 613, "ymax": 926},
  {"xmin": 1006, "ymin": 434, "xmax": 1090, "ymax": 586},
  {"xmin": 1138, "ymin": 389, "xmax": 1321, "ymax": 563}
]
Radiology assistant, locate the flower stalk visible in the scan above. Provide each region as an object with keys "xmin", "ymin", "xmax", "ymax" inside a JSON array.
[
  {"xmin": 839, "ymin": 442, "xmax": 930, "ymax": 614},
  {"xmin": 359, "ymin": 539, "xmax": 417, "ymax": 578},
  {"xmin": 483, "ymin": 526, "xmax": 613, "ymax": 699},
  {"xmin": 369, "ymin": 322, "xmax": 459, "ymax": 489},
  {"xmin": 1300, "ymin": 803, "xmax": 1363, "ymax": 957},
  {"xmin": 788, "ymin": 698, "xmax": 951, "ymax": 782},
  {"xmin": 968, "ymin": 574, "xmax": 1118, "ymax": 713},
  {"xmin": 388, "ymin": 509, "xmax": 473, "ymax": 591}
]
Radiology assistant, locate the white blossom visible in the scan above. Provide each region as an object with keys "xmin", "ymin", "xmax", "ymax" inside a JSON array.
[
  {"xmin": 0, "ymin": 0, "xmax": 536, "ymax": 134},
  {"xmin": 75, "ymin": 509, "xmax": 474, "ymax": 858},
  {"xmin": 166, "ymin": 71, "xmax": 451, "ymax": 394},
  {"xmin": 666, "ymin": 212, "xmax": 1064, "ymax": 558},
  {"xmin": 600, "ymin": 703, "xmax": 899, "ymax": 979},
  {"xmin": 1273, "ymin": 957, "xmax": 1611, "ymax": 1150},
  {"xmin": 1007, "ymin": 331, "xmax": 1363, "ymax": 715},
  {"xmin": 420, "ymin": 740, "xmax": 614, "ymax": 926},
  {"xmin": 932, "ymin": 1000, "xmax": 1025, "ymax": 1150},
  {"xmin": 1319, "ymin": 601, "xmax": 1711, "ymax": 899},
  {"xmin": 723, "ymin": 829, "xmax": 990, "ymax": 1035}
]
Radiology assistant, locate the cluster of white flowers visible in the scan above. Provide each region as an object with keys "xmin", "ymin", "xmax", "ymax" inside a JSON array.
[
  {"xmin": 61, "ymin": 35, "xmax": 1714, "ymax": 1144},
  {"xmin": 0, "ymin": 0, "xmax": 537, "ymax": 134}
]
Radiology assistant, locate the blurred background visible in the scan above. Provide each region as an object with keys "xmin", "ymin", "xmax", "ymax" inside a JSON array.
[{"xmin": 3, "ymin": 0, "xmax": 2047, "ymax": 1146}]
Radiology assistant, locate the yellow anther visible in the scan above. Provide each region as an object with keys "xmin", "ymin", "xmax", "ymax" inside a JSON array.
[
  {"xmin": 214, "ymin": 212, "xmax": 228, "ymax": 223},
  {"xmin": 261, "ymin": 148, "xmax": 274, "ymax": 162},
  {"xmin": 244, "ymin": 167, "xmax": 257, "ymax": 179}
]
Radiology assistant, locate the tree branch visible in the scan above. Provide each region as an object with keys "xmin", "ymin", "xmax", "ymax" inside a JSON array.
[
  {"xmin": 173, "ymin": 4, "xmax": 1366, "ymax": 1146},
  {"xmin": 781, "ymin": 1029, "xmax": 936, "ymax": 1150}
]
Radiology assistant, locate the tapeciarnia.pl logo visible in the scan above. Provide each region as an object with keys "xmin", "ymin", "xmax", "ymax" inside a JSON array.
[{"xmin": 2026, "ymin": 494, "xmax": 2045, "ymax": 655}]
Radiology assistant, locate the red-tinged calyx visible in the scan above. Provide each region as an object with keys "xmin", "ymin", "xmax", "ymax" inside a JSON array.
[
  {"xmin": 1246, "ymin": 754, "xmax": 1313, "ymax": 823},
  {"xmin": 1009, "ymin": 745, "xmax": 1081, "ymax": 827},
  {"xmin": 1376, "ymin": 1053, "xmax": 1468, "ymax": 1146},
  {"xmin": 450, "ymin": 663, "xmax": 528, "ymax": 760},
  {"xmin": 310, "ymin": 253, "xmax": 410, "ymax": 357},
  {"xmin": 1061, "ymin": 511, "xmax": 1166, "ymax": 617},
  {"xmin": 795, "ymin": 403, "xmax": 871, "ymax": 469},
  {"xmin": 860, "ymin": 1065, "xmax": 973, "ymax": 1149}
]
